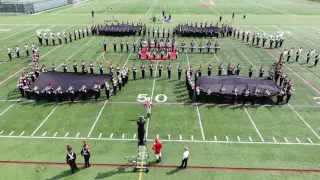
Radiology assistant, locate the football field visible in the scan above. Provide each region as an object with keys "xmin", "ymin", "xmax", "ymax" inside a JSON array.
[{"xmin": 0, "ymin": 0, "xmax": 320, "ymax": 179}]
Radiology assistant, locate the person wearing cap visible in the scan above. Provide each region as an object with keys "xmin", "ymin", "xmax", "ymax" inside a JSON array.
[
  {"xmin": 81, "ymin": 141, "xmax": 91, "ymax": 168},
  {"xmin": 152, "ymin": 138, "xmax": 162, "ymax": 163},
  {"xmin": 66, "ymin": 145, "xmax": 78, "ymax": 174},
  {"xmin": 179, "ymin": 147, "xmax": 189, "ymax": 169}
]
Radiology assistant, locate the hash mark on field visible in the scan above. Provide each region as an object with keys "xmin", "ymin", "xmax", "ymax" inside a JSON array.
[
  {"xmin": 296, "ymin": 138, "xmax": 301, "ymax": 143},
  {"xmin": 53, "ymin": 132, "xmax": 58, "ymax": 137},
  {"xmin": 168, "ymin": 134, "xmax": 170, "ymax": 140},
  {"xmin": 308, "ymin": 138, "xmax": 313, "ymax": 143},
  {"xmin": 65, "ymin": 132, "xmax": 69, "ymax": 137},
  {"xmin": 249, "ymin": 136, "xmax": 252, "ymax": 142},
  {"xmin": 99, "ymin": 133, "xmax": 102, "ymax": 138},
  {"xmin": 122, "ymin": 134, "xmax": 125, "ymax": 139},
  {"xmin": 214, "ymin": 136, "xmax": 217, "ymax": 141},
  {"xmin": 20, "ymin": 131, "xmax": 25, "ymax": 136},
  {"xmin": 133, "ymin": 134, "xmax": 136, "ymax": 139},
  {"xmin": 272, "ymin": 137, "xmax": 277, "ymax": 142},
  {"xmin": 0, "ymin": 131, "xmax": 3, "ymax": 135},
  {"xmin": 179, "ymin": 135, "xmax": 182, "ymax": 140},
  {"xmin": 110, "ymin": 133, "xmax": 113, "ymax": 138},
  {"xmin": 226, "ymin": 136, "xmax": 229, "ymax": 142},
  {"xmin": 76, "ymin": 132, "xmax": 80, "ymax": 138},
  {"xmin": 42, "ymin": 132, "xmax": 46, "ymax": 137},
  {"xmin": 284, "ymin": 137, "xmax": 289, "ymax": 143},
  {"xmin": 9, "ymin": 131, "xmax": 14, "ymax": 136},
  {"xmin": 191, "ymin": 135, "xmax": 194, "ymax": 140},
  {"xmin": 237, "ymin": 136, "xmax": 240, "ymax": 141},
  {"xmin": 157, "ymin": 134, "xmax": 159, "ymax": 139}
]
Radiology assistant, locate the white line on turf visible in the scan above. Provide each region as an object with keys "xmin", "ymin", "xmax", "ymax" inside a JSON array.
[
  {"xmin": 9, "ymin": 131, "xmax": 14, "ymax": 136},
  {"xmin": 244, "ymin": 107, "xmax": 264, "ymax": 142},
  {"xmin": 288, "ymin": 104, "xmax": 320, "ymax": 139},
  {"xmin": 237, "ymin": 136, "xmax": 240, "ymax": 141},
  {"xmin": 87, "ymin": 100, "xmax": 108, "ymax": 137},
  {"xmin": 214, "ymin": 136, "xmax": 217, "ymax": 141},
  {"xmin": 110, "ymin": 133, "xmax": 114, "ymax": 138},
  {"xmin": 50, "ymin": 0, "xmax": 93, "ymax": 15},
  {"xmin": 42, "ymin": 132, "xmax": 46, "ymax": 137},
  {"xmin": 180, "ymin": 135, "xmax": 182, "ymax": 140},
  {"xmin": 246, "ymin": 0, "xmax": 295, "ymax": 16},
  {"xmin": 2, "ymin": 135, "xmax": 320, "ymax": 146},
  {"xmin": 226, "ymin": 136, "xmax": 229, "ymax": 142},
  {"xmin": 284, "ymin": 137, "xmax": 289, "ymax": 142},
  {"xmin": 156, "ymin": 134, "xmax": 159, "ymax": 139},
  {"xmin": 249, "ymin": 136, "xmax": 252, "ymax": 142},
  {"xmin": 53, "ymin": 132, "xmax": 58, "ymax": 137},
  {"xmin": 0, "ymin": 45, "xmax": 60, "ymax": 85},
  {"xmin": 99, "ymin": 133, "xmax": 102, "ymax": 138},
  {"xmin": 145, "ymin": 0, "xmax": 157, "ymax": 16},
  {"xmin": 308, "ymin": 138, "xmax": 313, "ymax": 143},
  {"xmin": 0, "ymin": 25, "xmax": 38, "ymax": 41},
  {"xmin": 181, "ymin": 0, "xmax": 189, "ymax": 14},
  {"xmin": 0, "ymin": 131, "xmax": 3, "ymax": 135},
  {"xmin": 191, "ymin": 135, "xmax": 194, "ymax": 140},
  {"xmin": 133, "ymin": 134, "xmax": 136, "ymax": 139},
  {"xmin": 57, "ymin": 37, "xmax": 96, "ymax": 69},
  {"xmin": 0, "ymin": 98, "xmax": 21, "ymax": 117},
  {"xmin": 168, "ymin": 134, "xmax": 170, "ymax": 140},
  {"xmin": 31, "ymin": 103, "xmax": 60, "ymax": 136},
  {"xmin": 272, "ymin": 137, "xmax": 276, "ymax": 142},
  {"xmin": 20, "ymin": 131, "xmax": 25, "ymax": 136},
  {"xmin": 200, "ymin": 0, "xmax": 220, "ymax": 16},
  {"xmin": 296, "ymin": 138, "xmax": 301, "ymax": 143},
  {"xmin": 65, "ymin": 132, "xmax": 69, "ymax": 137},
  {"xmin": 76, "ymin": 132, "xmax": 80, "ymax": 138},
  {"xmin": 196, "ymin": 103, "xmax": 206, "ymax": 140},
  {"xmin": 122, "ymin": 134, "xmax": 125, "ymax": 139}
]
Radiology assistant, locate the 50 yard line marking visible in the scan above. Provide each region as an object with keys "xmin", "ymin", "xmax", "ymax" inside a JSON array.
[{"xmin": 87, "ymin": 100, "xmax": 108, "ymax": 138}]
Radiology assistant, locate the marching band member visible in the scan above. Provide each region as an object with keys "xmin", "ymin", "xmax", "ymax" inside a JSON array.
[
  {"xmin": 144, "ymin": 96, "xmax": 154, "ymax": 118},
  {"xmin": 8, "ymin": 47, "xmax": 12, "ymax": 60},
  {"xmin": 79, "ymin": 84, "xmax": 87, "ymax": 101},
  {"xmin": 92, "ymin": 82, "xmax": 101, "ymax": 101},
  {"xmin": 50, "ymin": 32, "xmax": 55, "ymax": 45},
  {"xmin": 287, "ymin": 48, "xmax": 294, "ymax": 62},
  {"xmin": 62, "ymin": 60, "xmax": 67, "ymax": 73},
  {"xmin": 67, "ymin": 84, "xmax": 74, "ymax": 102},
  {"xmin": 73, "ymin": 60, "xmax": 77, "ymax": 73},
  {"xmin": 251, "ymin": 85, "xmax": 260, "ymax": 105},
  {"xmin": 54, "ymin": 85, "xmax": 63, "ymax": 102},
  {"xmin": 232, "ymin": 85, "xmax": 238, "ymax": 104},
  {"xmin": 259, "ymin": 66, "xmax": 264, "ymax": 77},
  {"xmin": 52, "ymin": 63, "xmax": 56, "ymax": 71},
  {"xmin": 262, "ymin": 88, "xmax": 270, "ymax": 105},
  {"xmin": 295, "ymin": 47, "xmax": 303, "ymax": 62},
  {"xmin": 242, "ymin": 84, "xmax": 250, "ymax": 105},
  {"xmin": 104, "ymin": 81, "xmax": 110, "ymax": 100}
]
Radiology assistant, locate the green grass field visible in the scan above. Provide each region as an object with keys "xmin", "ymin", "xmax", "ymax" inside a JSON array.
[{"xmin": 0, "ymin": 0, "xmax": 320, "ymax": 179}]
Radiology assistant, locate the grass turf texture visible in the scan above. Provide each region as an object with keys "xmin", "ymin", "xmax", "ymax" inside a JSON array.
[{"xmin": 0, "ymin": 0, "xmax": 320, "ymax": 179}]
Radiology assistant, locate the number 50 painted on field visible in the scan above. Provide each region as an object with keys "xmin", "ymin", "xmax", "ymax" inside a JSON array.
[{"xmin": 137, "ymin": 94, "xmax": 168, "ymax": 103}]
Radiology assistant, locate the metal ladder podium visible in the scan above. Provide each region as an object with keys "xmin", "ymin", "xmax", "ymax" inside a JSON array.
[{"xmin": 134, "ymin": 145, "xmax": 149, "ymax": 173}]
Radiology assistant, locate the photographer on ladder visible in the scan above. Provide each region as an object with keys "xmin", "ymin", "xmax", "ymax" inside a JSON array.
[{"xmin": 137, "ymin": 115, "xmax": 146, "ymax": 145}]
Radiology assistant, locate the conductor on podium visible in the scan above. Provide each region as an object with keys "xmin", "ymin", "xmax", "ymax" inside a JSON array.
[{"xmin": 137, "ymin": 115, "xmax": 146, "ymax": 145}]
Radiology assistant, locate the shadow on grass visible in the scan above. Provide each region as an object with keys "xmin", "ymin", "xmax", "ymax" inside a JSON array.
[
  {"xmin": 165, "ymin": 167, "xmax": 181, "ymax": 175},
  {"xmin": 45, "ymin": 167, "xmax": 85, "ymax": 180},
  {"xmin": 94, "ymin": 166, "xmax": 135, "ymax": 179}
]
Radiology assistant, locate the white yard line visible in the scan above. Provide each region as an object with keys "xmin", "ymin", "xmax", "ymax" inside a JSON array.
[
  {"xmin": 214, "ymin": 136, "xmax": 217, "ymax": 141},
  {"xmin": 0, "ymin": 131, "xmax": 3, "ymax": 135},
  {"xmin": 200, "ymin": 0, "xmax": 220, "ymax": 16},
  {"xmin": 42, "ymin": 132, "xmax": 47, "ymax": 137},
  {"xmin": 53, "ymin": 132, "xmax": 58, "ymax": 137},
  {"xmin": 31, "ymin": 103, "xmax": 60, "ymax": 136},
  {"xmin": 179, "ymin": 135, "xmax": 182, "ymax": 140},
  {"xmin": 9, "ymin": 131, "xmax": 14, "ymax": 136},
  {"xmin": 249, "ymin": 136, "xmax": 252, "ymax": 142},
  {"xmin": 87, "ymin": 100, "xmax": 108, "ymax": 137},
  {"xmin": 237, "ymin": 136, "xmax": 240, "ymax": 141},
  {"xmin": 191, "ymin": 135, "xmax": 194, "ymax": 140},
  {"xmin": 133, "ymin": 134, "xmax": 136, "ymax": 139},
  {"xmin": 168, "ymin": 134, "xmax": 170, "ymax": 139},
  {"xmin": 226, "ymin": 136, "xmax": 229, "ymax": 142},
  {"xmin": 122, "ymin": 133, "xmax": 125, "ymax": 139},
  {"xmin": 57, "ymin": 37, "xmax": 96, "ymax": 69},
  {"xmin": 0, "ymin": 98, "xmax": 21, "ymax": 117},
  {"xmin": 99, "ymin": 133, "xmax": 102, "ymax": 138},
  {"xmin": 196, "ymin": 103, "xmax": 206, "ymax": 140},
  {"xmin": 76, "ymin": 132, "xmax": 80, "ymax": 137},
  {"xmin": 272, "ymin": 137, "xmax": 276, "ymax": 142},
  {"xmin": 284, "ymin": 137, "xmax": 289, "ymax": 142},
  {"xmin": 308, "ymin": 138, "xmax": 313, "ymax": 143},
  {"xmin": 145, "ymin": 0, "xmax": 157, "ymax": 16},
  {"xmin": 65, "ymin": 132, "xmax": 69, "ymax": 137},
  {"xmin": 296, "ymin": 138, "xmax": 301, "ymax": 143},
  {"xmin": 244, "ymin": 107, "xmax": 264, "ymax": 142},
  {"xmin": 156, "ymin": 134, "xmax": 159, "ymax": 139},
  {"xmin": 0, "ymin": 45, "xmax": 61, "ymax": 85},
  {"xmin": 0, "ymin": 25, "xmax": 38, "ymax": 41},
  {"xmin": 20, "ymin": 131, "xmax": 25, "ymax": 136},
  {"xmin": 110, "ymin": 133, "xmax": 114, "ymax": 138},
  {"xmin": 50, "ymin": 0, "xmax": 94, "ymax": 15},
  {"xmin": 246, "ymin": 0, "xmax": 295, "ymax": 16},
  {"xmin": 288, "ymin": 104, "xmax": 320, "ymax": 139},
  {"xmin": 181, "ymin": 0, "xmax": 189, "ymax": 14},
  {"xmin": 1, "ymin": 135, "xmax": 320, "ymax": 146}
]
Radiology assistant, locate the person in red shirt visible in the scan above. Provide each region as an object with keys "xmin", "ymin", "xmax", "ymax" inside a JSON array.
[{"xmin": 152, "ymin": 138, "xmax": 162, "ymax": 163}]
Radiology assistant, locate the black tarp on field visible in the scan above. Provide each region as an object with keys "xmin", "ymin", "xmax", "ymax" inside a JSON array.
[
  {"xmin": 31, "ymin": 71, "xmax": 112, "ymax": 90},
  {"xmin": 196, "ymin": 76, "xmax": 280, "ymax": 97}
]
